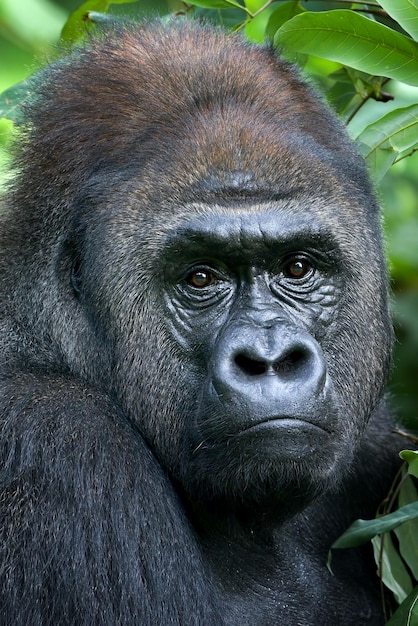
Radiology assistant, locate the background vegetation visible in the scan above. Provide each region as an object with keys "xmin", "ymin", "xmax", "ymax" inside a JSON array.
[{"xmin": 0, "ymin": 1, "xmax": 417, "ymax": 622}]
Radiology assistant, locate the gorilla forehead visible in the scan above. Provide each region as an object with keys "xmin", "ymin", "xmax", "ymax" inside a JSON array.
[
  {"xmin": 162, "ymin": 203, "xmax": 338, "ymax": 253},
  {"xmin": 138, "ymin": 116, "xmax": 366, "ymax": 206}
]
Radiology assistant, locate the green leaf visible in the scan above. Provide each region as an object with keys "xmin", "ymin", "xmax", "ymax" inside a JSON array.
[
  {"xmin": 379, "ymin": 0, "xmax": 418, "ymax": 43},
  {"xmin": 245, "ymin": 4, "xmax": 276, "ymax": 42},
  {"xmin": 400, "ymin": 450, "xmax": 418, "ymax": 479},
  {"xmin": 355, "ymin": 104, "xmax": 418, "ymax": 180},
  {"xmin": 372, "ymin": 534, "xmax": 412, "ymax": 604},
  {"xmin": 275, "ymin": 10, "xmax": 418, "ymax": 86},
  {"xmin": 193, "ymin": 6, "xmax": 245, "ymax": 28},
  {"xmin": 61, "ymin": 0, "xmax": 110, "ymax": 42},
  {"xmin": 386, "ymin": 586, "xmax": 418, "ymax": 626},
  {"xmin": 0, "ymin": 78, "xmax": 34, "ymax": 123},
  {"xmin": 61, "ymin": 0, "xmax": 139, "ymax": 43},
  {"xmin": 396, "ymin": 476, "xmax": 418, "ymax": 580},
  {"xmin": 184, "ymin": 0, "xmax": 244, "ymax": 9},
  {"xmin": 244, "ymin": 0, "xmax": 265, "ymax": 12},
  {"xmin": 266, "ymin": 2, "xmax": 305, "ymax": 39},
  {"xmin": 332, "ymin": 502, "xmax": 418, "ymax": 549}
]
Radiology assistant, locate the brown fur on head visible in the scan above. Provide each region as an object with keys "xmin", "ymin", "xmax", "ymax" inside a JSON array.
[{"xmin": 12, "ymin": 19, "xmax": 369, "ymax": 214}]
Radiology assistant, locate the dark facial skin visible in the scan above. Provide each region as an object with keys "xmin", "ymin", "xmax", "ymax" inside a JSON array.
[{"xmin": 151, "ymin": 201, "xmax": 345, "ymax": 512}]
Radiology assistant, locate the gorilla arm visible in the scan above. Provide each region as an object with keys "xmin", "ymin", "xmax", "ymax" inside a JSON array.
[{"xmin": 0, "ymin": 372, "xmax": 221, "ymax": 625}]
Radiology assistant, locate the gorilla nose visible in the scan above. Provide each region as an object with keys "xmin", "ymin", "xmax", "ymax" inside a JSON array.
[{"xmin": 212, "ymin": 323, "xmax": 327, "ymax": 409}]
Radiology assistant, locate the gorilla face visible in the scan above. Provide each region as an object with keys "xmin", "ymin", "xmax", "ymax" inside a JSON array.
[
  {"xmin": 159, "ymin": 205, "xmax": 389, "ymax": 508},
  {"xmin": 73, "ymin": 162, "xmax": 391, "ymax": 512},
  {"xmin": 163, "ymin": 204, "xmax": 340, "ymax": 503}
]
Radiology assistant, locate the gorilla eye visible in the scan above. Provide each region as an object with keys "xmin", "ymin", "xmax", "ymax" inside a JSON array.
[
  {"xmin": 186, "ymin": 270, "xmax": 216, "ymax": 289},
  {"xmin": 283, "ymin": 258, "xmax": 313, "ymax": 279}
]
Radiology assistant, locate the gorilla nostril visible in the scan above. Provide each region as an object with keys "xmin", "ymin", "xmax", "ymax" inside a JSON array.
[
  {"xmin": 234, "ymin": 349, "xmax": 310, "ymax": 378},
  {"xmin": 273, "ymin": 349, "xmax": 307, "ymax": 375},
  {"xmin": 234, "ymin": 354, "xmax": 267, "ymax": 376}
]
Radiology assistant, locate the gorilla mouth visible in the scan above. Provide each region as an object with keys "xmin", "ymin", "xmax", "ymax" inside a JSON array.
[
  {"xmin": 235, "ymin": 417, "xmax": 330, "ymax": 436},
  {"xmin": 194, "ymin": 416, "xmax": 334, "ymax": 459},
  {"xmin": 239, "ymin": 416, "xmax": 329, "ymax": 433}
]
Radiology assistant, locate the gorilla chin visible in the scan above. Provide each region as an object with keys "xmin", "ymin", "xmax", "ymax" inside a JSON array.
[{"xmin": 183, "ymin": 412, "xmax": 352, "ymax": 512}]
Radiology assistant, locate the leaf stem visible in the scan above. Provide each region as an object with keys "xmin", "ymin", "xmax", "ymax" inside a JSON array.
[{"xmin": 346, "ymin": 77, "xmax": 390, "ymax": 125}]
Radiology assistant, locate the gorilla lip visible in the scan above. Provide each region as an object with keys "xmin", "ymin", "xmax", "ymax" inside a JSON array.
[{"xmin": 234, "ymin": 416, "xmax": 329, "ymax": 437}]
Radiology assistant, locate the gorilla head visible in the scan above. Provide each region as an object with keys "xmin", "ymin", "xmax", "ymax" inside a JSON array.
[{"xmin": 2, "ymin": 21, "xmax": 392, "ymax": 518}]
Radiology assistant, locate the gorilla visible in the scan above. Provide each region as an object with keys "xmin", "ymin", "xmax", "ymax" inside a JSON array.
[{"xmin": 0, "ymin": 19, "xmax": 402, "ymax": 626}]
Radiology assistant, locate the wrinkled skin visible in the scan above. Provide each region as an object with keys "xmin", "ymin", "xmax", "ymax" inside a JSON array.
[{"xmin": 0, "ymin": 20, "xmax": 402, "ymax": 625}]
